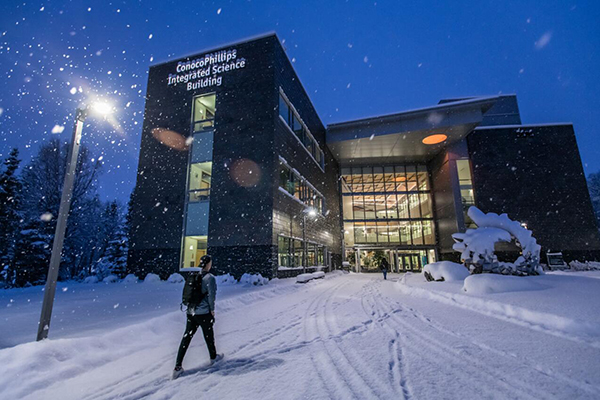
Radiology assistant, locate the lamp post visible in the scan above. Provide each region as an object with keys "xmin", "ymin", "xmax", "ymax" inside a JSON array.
[
  {"xmin": 302, "ymin": 207, "xmax": 318, "ymax": 275},
  {"xmin": 37, "ymin": 102, "xmax": 113, "ymax": 341}
]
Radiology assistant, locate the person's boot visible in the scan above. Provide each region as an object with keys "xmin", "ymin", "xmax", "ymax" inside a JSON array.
[
  {"xmin": 172, "ymin": 366, "xmax": 184, "ymax": 380},
  {"xmin": 211, "ymin": 354, "xmax": 224, "ymax": 364}
]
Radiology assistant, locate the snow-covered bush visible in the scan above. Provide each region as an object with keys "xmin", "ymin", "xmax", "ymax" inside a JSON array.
[
  {"xmin": 296, "ymin": 271, "xmax": 326, "ymax": 283},
  {"xmin": 423, "ymin": 261, "xmax": 469, "ymax": 282},
  {"xmin": 240, "ymin": 273, "xmax": 268, "ymax": 286},
  {"xmin": 167, "ymin": 273, "xmax": 184, "ymax": 283},
  {"xmin": 103, "ymin": 275, "xmax": 119, "ymax": 284},
  {"xmin": 452, "ymin": 207, "xmax": 541, "ymax": 276},
  {"xmin": 144, "ymin": 273, "xmax": 161, "ymax": 283},
  {"xmin": 216, "ymin": 273, "xmax": 236, "ymax": 285},
  {"xmin": 568, "ymin": 260, "xmax": 600, "ymax": 271},
  {"xmin": 122, "ymin": 274, "xmax": 139, "ymax": 284},
  {"xmin": 83, "ymin": 276, "xmax": 99, "ymax": 284}
]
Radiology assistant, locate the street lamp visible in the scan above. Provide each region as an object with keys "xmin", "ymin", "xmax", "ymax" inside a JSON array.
[
  {"xmin": 37, "ymin": 101, "xmax": 113, "ymax": 342},
  {"xmin": 301, "ymin": 207, "xmax": 319, "ymax": 275}
]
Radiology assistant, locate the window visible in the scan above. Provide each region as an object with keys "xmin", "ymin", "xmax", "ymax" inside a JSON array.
[
  {"xmin": 341, "ymin": 164, "xmax": 435, "ymax": 246},
  {"xmin": 182, "ymin": 236, "xmax": 207, "ymax": 268},
  {"xmin": 279, "ymin": 159, "xmax": 325, "ymax": 214},
  {"xmin": 278, "ymin": 235, "xmax": 326, "ymax": 268},
  {"xmin": 188, "ymin": 162, "xmax": 212, "ymax": 202},
  {"xmin": 278, "ymin": 90, "xmax": 325, "ymax": 170},
  {"xmin": 456, "ymin": 159, "xmax": 476, "ymax": 229},
  {"xmin": 192, "ymin": 93, "xmax": 216, "ymax": 132}
]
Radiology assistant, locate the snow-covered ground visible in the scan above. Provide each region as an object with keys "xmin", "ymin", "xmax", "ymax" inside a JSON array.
[{"xmin": 1, "ymin": 271, "xmax": 600, "ymax": 399}]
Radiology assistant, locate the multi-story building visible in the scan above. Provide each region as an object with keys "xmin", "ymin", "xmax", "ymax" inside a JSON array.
[{"xmin": 128, "ymin": 33, "xmax": 600, "ymax": 278}]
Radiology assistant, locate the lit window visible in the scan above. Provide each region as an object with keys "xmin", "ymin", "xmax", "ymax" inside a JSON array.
[{"xmin": 192, "ymin": 93, "xmax": 216, "ymax": 132}]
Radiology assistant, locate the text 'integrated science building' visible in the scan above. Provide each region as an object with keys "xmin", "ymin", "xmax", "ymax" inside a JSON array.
[{"xmin": 128, "ymin": 33, "xmax": 600, "ymax": 279}]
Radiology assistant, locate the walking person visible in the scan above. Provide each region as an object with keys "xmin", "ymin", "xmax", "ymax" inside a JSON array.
[
  {"xmin": 380, "ymin": 257, "xmax": 389, "ymax": 280},
  {"xmin": 173, "ymin": 255, "xmax": 223, "ymax": 379}
]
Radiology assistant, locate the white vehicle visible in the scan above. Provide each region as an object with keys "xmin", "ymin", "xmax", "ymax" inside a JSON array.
[{"xmin": 546, "ymin": 251, "xmax": 568, "ymax": 270}]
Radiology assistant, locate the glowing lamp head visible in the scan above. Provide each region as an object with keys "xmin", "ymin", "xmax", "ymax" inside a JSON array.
[
  {"xmin": 422, "ymin": 134, "xmax": 448, "ymax": 145},
  {"xmin": 90, "ymin": 101, "xmax": 114, "ymax": 116},
  {"xmin": 307, "ymin": 208, "xmax": 317, "ymax": 217}
]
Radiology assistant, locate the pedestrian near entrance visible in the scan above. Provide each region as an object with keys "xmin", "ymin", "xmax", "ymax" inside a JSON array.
[
  {"xmin": 173, "ymin": 255, "xmax": 223, "ymax": 379},
  {"xmin": 380, "ymin": 258, "xmax": 389, "ymax": 280}
]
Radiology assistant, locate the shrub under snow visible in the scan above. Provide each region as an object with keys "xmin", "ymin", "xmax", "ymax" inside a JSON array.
[
  {"xmin": 83, "ymin": 276, "xmax": 99, "ymax": 284},
  {"xmin": 122, "ymin": 274, "xmax": 139, "ymax": 284},
  {"xmin": 569, "ymin": 261, "xmax": 600, "ymax": 271},
  {"xmin": 423, "ymin": 261, "xmax": 470, "ymax": 282},
  {"xmin": 240, "ymin": 273, "xmax": 268, "ymax": 286},
  {"xmin": 167, "ymin": 273, "xmax": 184, "ymax": 283},
  {"xmin": 103, "ymin": 275, "xmax": 119, "ymax": 284},
  {"xmin": 144, "ymin": 273, "xmax": 161, "ymax": 283},
  {"xmin": 216, "ymin": 273, "xmax": 236, "ymax": 285}
]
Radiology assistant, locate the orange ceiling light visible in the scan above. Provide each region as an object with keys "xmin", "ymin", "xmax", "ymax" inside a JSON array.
[{"xmin": 422, "ymin": 134, "xmax": 448, "ymax": 145}]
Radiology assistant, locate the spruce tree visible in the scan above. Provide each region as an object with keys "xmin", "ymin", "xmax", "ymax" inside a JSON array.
[{"xmin": 0, "ymin": 148, "xmax": 22, "ymax": 286}]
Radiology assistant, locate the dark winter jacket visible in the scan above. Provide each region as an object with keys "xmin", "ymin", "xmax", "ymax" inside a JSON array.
[
  {"xmin": 380, "ymin": 259, "xmax": 389, "ymax": 271},
  {"xmin": 188, "ymin": 271, "xmax": 217, "ymax": 315}
]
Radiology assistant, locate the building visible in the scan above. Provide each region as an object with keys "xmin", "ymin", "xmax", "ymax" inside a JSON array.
[{"xmin": 128, "ymin": 33, "xmax": 600, "ymax": 278}]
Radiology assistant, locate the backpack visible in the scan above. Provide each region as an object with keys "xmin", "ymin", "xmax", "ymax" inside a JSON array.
[{"xmin": 181, "ymin": 272, "xmax": 207, "ymax": 310}]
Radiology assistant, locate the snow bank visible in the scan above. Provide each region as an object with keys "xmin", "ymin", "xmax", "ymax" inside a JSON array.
[
  {"xmin": 144, "ymin": 273, "xmax": 161, "ymax": 283},
  {"xmin": 423, "ymin": 261, "xmax": 469, "ymax": 282},
  {"xmin": 102, "ymin": 275, "xmax": 118, "ymax": 284},
  {"xmin": 462, "ymin": 274, "xmax": 545, "ymax": 295},
  {"xmin": 397, "ymin": 272, "xmax": 600, "ymax": 347},
  {"xmin": 240, "ymin": 273, "xmax": 268, "ymax": 286},
  {"xmin": 167, "ymin": 273, "xmax": 184, "ymax": 283},
  {"xmin": 296, "ymin": 271, "xmax": 325, "ymax": 283},
  {"xmin": 83, "ymin": 276, "xmax": 98, "ymax": 284},
  {"xmin": 122, "ymin": 274, "xmax": 139, "ymax": 284}
]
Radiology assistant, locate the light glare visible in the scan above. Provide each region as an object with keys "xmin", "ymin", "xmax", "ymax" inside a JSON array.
[{"xmin": 91, "ymin": 101, "xmax": 113, "ymax": 115}]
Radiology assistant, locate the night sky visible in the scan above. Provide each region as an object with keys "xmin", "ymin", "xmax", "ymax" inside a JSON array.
[{"xmin": 1, "ymin": 0, "xmax": 599, "ymax": 203}]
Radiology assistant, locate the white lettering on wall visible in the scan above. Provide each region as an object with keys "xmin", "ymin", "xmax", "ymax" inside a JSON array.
[{"xmin": 166, "ymin": 48, "xmax": 247, "ymax": 91}]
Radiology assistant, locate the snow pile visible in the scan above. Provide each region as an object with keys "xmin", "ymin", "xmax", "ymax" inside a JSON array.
[
  {"xmin": 167, "ymin": 273, "xmax": 184, "ymax": 283},
  {"xmin": 239, "ymin": 273, "xmax": 269, "ymax": 286},
  {"xmin": 569, "ymin": 261, "xmax": 600, "ymax": 271},
  {"xmin": 102, "ymin": 275, "xmax": 118, "ymax": 284},
  {"xmin": 83, "ymin": 276, "xmax": 98, "ymax": 284},
  {"xmin": 452, "ymin": 206, "xmax": 541, "ymax": 275},
  {"xmin": 462, "ymin": 274, "xmax": 545, "ymax": 295},
  {"xmin": 423, "ymin": 261, "xmax": 469, "ymax": 282},
  {"xmin": 144, "ymin": 273, "xmax": 161, "ymax": 283},
  {"xmin": 296, "ymin": 271, "xmax": 325, "ymax": 283},
  {"xmin": 216, "ymin": 273, "xmax": 236, "ymax": 285},
  {"xmin": 122, "ymin": 274, "xmax": 139, "ymax": 284},
  {"xmin": 397, "ymin": 271, "xmax": 600, "ymax": 346}
]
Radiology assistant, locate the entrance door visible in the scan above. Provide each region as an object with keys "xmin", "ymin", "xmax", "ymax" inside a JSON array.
[{"xmin": 398, "ymin": 253, "xmax": 423, "ymax": 271}]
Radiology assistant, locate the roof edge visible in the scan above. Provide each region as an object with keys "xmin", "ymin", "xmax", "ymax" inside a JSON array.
[
  {"xmin": 327, "ymin": 96, "xmax": 499, "ymax": 130},
  {"xmin": 150, "ymin": 31, "xmax": 278, "ymax": 67}
]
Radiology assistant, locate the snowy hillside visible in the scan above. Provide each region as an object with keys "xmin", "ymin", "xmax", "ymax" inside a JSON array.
[{"xmin": 1, "ymin": 271, "xmax": 600, "ymax": 399}]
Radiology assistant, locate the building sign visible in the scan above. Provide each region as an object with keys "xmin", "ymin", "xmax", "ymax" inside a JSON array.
[{"xmin": 167, "ymin": 48, "xmax": 246, "ymax": 91}]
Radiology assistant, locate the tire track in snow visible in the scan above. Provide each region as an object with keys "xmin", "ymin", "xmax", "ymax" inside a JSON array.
[
  {"xmin": 321, "ymin": 279, "xmax": 398, "ymax": 399},
  {"xmin": 359, "ymin": 282, "xmax": 412, "ymax": 400},
  {"xmin": 303, "ymin": 279, "xmax": 352, "ymax": 399},
  {"xmin": 368, "ymin": 280, "xmax": 558, "ymax": 400}
]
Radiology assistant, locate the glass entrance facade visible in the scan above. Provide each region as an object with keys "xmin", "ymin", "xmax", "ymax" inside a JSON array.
[{"xmin": 341, "ymin": 164, "xmax": 436, "ymax": 271}]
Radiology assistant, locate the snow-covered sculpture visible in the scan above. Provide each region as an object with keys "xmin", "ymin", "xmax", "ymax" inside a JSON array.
[{"xmin": 452, "ymin": 207, "xmax": 542, "ymax": 276}]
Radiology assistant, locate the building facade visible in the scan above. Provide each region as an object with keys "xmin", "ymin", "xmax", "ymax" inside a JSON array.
[{"xmin": 128, "ymin": 33, "xmax": 600, "ymax": 278}]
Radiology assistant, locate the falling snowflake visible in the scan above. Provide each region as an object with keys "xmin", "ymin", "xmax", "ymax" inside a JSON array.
[
  {"xmin": 51, "ymin": 125, "xmax": 65, "ymax": 134},
  {"xmin": 40, "ymin": 212, "xmax": 53, "ymax": 222}
]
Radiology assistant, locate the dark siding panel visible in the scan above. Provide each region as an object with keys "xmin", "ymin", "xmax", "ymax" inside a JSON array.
[{"xmin": 468, "ymin": 125, "xmax": 600, "ymax": 260}]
